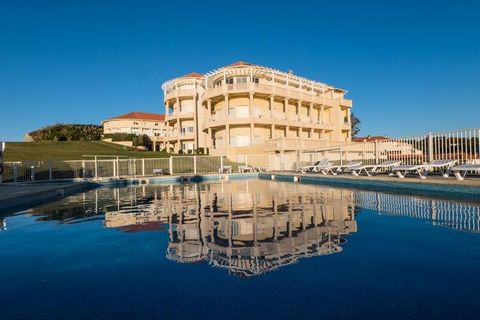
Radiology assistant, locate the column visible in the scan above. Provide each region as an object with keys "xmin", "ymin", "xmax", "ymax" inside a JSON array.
[
  {"xmin": 224, "ymin": 94, "xmax": 229, "ymax": 119},
  {"xmin": 309, "ymin": 103, "xmax": 314, "ymax": 122},
  {"xmin": 320, "ymin": 106, "xmax": 324, "ymax": 124},
  {"xmin": 226, "ymin": 124, "xmax": 230, "ymax": 148},
  {"xmin": 297, "ymin": 101, "xmax": 301, "ymax": 121},
  {"xmin": 207, "ymin": 127, "xmax": 212, "ymax": 148},
  {"xmin": 249, "ymin": 92, "xmax": 253, "ymax": 118},
  {"xmin": 284, "ymin": 98, "xmax": 289, "ymax": 120},
  {"xmin": 271, "ymin": 124, "xmax": 274, "ymax": 139},
  {"xmin": 250, "ymin": 123, "xmax": 254, "ymax": 145},
  {"xmin": 269, "ymin": 95, "xmax": 274, "ymax": 118},
  {"xmin": 207, "ymin": 99, "xmax": 212, "ymax": 117}
]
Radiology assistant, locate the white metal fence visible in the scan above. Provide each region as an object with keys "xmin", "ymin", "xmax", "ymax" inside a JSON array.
[
  {"xmin": 290, "ymin": 128, "xmax": 480, "ymax": 171},
  {"xmin": 2, "ymin": 128, "xmax": 479, "ymax": 182},
  {"xmin": 1, "ymin": 155, "xmax": 271, "ymax": 183}
]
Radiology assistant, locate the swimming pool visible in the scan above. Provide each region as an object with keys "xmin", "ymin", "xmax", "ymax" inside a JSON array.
[{"xmin": 1, "ymin": 179, "xmax": 480, "ymax": 319}]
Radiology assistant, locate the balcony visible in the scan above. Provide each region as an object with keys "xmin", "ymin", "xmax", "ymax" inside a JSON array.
[
  {"xmin": 264, "ymin": 137, "xmax": 327, "ymax": 152},
  {"xmin": 164, "ymin": 89, "xmax": 196, "ymax": 100},
  {"xmin": 339, "ymin": 99, "xmax": 352, "ymax": 108},
  {"xmin": 204, "ymin": 83, "xmax": 337, "ymax": 104}
]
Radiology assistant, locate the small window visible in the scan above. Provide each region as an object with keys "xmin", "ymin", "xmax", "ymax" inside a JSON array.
[
  {"xmin": 252, "ymin": 77, "xmax": 259, "ymax": 84},
  {"xmin": 226, "ymin": 78, "xmax": 234, "ymax": 84},
  {"xmin": 236, "ymin": 77, "xmax": 247, "ymax": 84}
]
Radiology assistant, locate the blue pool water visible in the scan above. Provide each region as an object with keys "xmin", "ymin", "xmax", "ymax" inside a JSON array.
[{"xmin": 1, "ymin": 180, "xmax": 480, "ymax": 320}]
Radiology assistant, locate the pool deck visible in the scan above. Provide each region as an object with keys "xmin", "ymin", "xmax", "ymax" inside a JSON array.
[{"xmin": 264, "ymin": 171, "xmax": 480, "ymax": 198}]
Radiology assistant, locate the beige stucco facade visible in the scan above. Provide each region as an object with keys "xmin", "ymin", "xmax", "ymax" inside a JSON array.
[
  {"xmin": 102, "ymin": 112, "xmax": 166, "ymax": 139},
  {"xmin": 161, "ymin": 62, "xmax": 352, "ymax": 154}
]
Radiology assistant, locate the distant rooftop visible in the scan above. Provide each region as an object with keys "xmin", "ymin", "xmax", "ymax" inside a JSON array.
[
  {"xmin": 107, "ymin": 112, "xmax": 165, "ymax": 122},
  {"xmin": 179, "ymin": 72, "xmax": 204, "ymax": 79},
  {"xmin": 352, "ymin": 135, "xmax": 390, "ymax": 142},
  {"xmin": 227, "ymin": 60, "xmax": 254, "ymax": 67}
]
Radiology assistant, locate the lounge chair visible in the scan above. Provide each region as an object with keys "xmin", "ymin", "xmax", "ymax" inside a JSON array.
[
  {"xmin": 239, "ymin": 165, "xmax": 254, "ymax": 173},
  {"xmin": 392, "ymin": 159, "xmax": 457, "ymax": 179},
  {"xmin": 321, "ymin": 161, "xmax": 362, "ymax": 175},
  {"xmin": 298, "ymin": 159, "xmax": 329, "ymax": 173},
  {"xmin": 347, "ymin": 160, "xmax": 402, "ymax": 177},
  {"xmin": 450, "ymin": 163, "xmax": 480, "ymax": 181}
]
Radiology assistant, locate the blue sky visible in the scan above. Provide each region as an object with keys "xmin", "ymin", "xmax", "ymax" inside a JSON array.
[{"xmin": 1, "ymin": 0, "xmax": 479, "ymax": 141}]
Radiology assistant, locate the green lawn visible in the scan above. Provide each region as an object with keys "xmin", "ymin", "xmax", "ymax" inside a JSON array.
[{"xmin": 4, "ymin": 141, "xmax": 170, "ymax": 161}]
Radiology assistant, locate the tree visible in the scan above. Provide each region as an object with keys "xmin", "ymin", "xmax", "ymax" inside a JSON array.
[{"xmin": 351, "ymin": 113, "xmax": 361, "ymax": 138}]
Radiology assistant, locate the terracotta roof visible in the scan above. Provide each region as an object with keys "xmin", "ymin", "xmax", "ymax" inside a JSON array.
[
  {"xmin": 352, "ymin": 136, "xmax": 390, "ymax": 142},
  {"xmin": 179, "ymin": 72, "xmax": 204, "ymax": 79},
  {"xmin": 227, "ymin": 61, "xmax": 254, "ymax": 67},
  {"xmin": 109, "ymin": 112, "xmax": 165, "ymax": 121}
]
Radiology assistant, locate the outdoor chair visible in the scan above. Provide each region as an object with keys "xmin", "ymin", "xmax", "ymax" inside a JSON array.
[
  {"xmin": 298, "ymin": 159, "xmax": 329, "ymax": 173},
  {"xmin": 392, "ymin": 159, "xmax": 457, "ymax": 179},
  {"xmin": 449, "ymin": 163, "xmax": 480, "ymax": 181},
  {"xmin": 347, "ymin": 160, "xmax": 402, "ymax": 177},
  {"xmin": 321, "ymin": 161, "xmax": 362, "ymax": 175}
]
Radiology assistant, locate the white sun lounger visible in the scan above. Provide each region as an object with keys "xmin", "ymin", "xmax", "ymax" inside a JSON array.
[
  {"xmin": 450, "ymin": 163, "xmax": 480, "ymax": 181},
  {"xmin": 392, "ymin": 159, "xmax": 457, "ymax": 179},
  {"xmin": 321, "ymin": 161, "xmax": 362, "ymax": 175},
  {"xmin": 298, "ymin": 159, "xmax": 329, "ymax": 173},
  {"xmin": 348, "ymin": 160, "xmax": 402, "ymax": 177}
]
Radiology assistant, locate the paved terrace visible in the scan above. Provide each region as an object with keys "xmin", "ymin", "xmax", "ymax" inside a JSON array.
[{"xmin": 267, "ymin": 172, "xmax": 480, "ymax": 199}]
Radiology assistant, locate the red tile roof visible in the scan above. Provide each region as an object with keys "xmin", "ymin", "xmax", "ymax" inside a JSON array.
[
  {"xmin": 227, "ymin": 61, "xmax": 254, "ymax": 67},
  {"xmin": 352, "ymin": 136, "xmax": 390, "ymax": 142},
  {"xmin": 109, "ymin": 112, "xmax": 165, "ymax": 121},
  {"xmin": 180, "ymin": 72, "xmax": 204, "ymax": 79}
]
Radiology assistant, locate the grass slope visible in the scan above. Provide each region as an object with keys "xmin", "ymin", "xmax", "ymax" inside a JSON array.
[{"xmin": 4, "ymin": 141, "xmax": 169, "ymax": 161}]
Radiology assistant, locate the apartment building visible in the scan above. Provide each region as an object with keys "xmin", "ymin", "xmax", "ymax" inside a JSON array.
[
  {"xmin": 102, "ymin": 112, "xmax": 166, "ymax": 138},
  {"xmin": 161, "ymin": 61, "xmax": 352, "ymax": 154}
]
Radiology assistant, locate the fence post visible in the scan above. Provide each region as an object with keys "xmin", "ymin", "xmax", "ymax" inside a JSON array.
[
  {"xmin": 142, "ymin": 158, "xmax": 145, "ymax": 176},
  {"xmin": 30, "ymin": 165, "xmax": 35, "ymax": 181},
  {"xmin": 81, "ymin": 160, "xmax": 85, "ymax": 179},
  {"xmin": 94, "ymin": 156, "xmax": 98, "ymax": 179},
  {"xmin": 116, "ymin": 157, "xmax": 120, "ymax": 178},
  {"xmin": 193, "ymin": 156, "xmax": 197, "ymax": 174},
  {"xmin": 220, "ymin": 155, "xmax": 224, "ymax": 173},
  {"xmin": 112, "ymin": 159, "xmax": 116, "ymax": 178},
  {"xmin": 245, "ymin": 155, "xmax": 248, "ymax": 167},
  {"xmin": 428, "ymin": 132, "xmax": 434, "ymax": 162},
  {"xmin": 13, "ymin": 163, "xmax": 18, "ymax": 182},
  {"xmin": 48, "ymin": 161, "xmax": 53, "ymax": 180},
  {"xmin": 339, "ymin": 146, "xmax": 343, "ymax": 166},
  {"xmin": 169, "ymin": 156, "xmax": 173, "ymax": 175},
  {"xmin": 374, "ymin": 141, "xmax": 379, "ymax": 165}
]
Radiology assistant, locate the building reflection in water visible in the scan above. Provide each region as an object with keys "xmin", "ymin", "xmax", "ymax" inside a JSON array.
[
  {"xmin": 20, "ymin": 180, "xmax": 480, "ymax": 276},
  {"xmin": 105, "ymin": 181, "xmax": 357, "ymax": 277}
]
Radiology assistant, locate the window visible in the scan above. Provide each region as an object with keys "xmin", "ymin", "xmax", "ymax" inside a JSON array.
[
  {"xmin": 229, "ymin": 106, "xmax": 249, "ymax": 118},
  {"xmin": 155, "ymin": 123, "xmax": 158, "ymax": 126},
  {"xmin": 230, "ymin": 135, "xmax": 250, "ymax": 147},
  {"xmin": 180, "ymin": 127, "xmax": 194, "ymax": 135},
  {"xmin": 226, "ymin": 78, "xmax": 234, "ymax": 84},
  {"xmin": 252, "ymin": 77, "xmax": 259, "ymax": 84},
  {"xmin": 253, "ymin": 107, "xmax": 262, "ymax": 118},
  {"xmin": 215, "ymin": 136, "xmax": 224, "ymax": 147},
  {"xmin": 236, "ymin": 77, "xmax": 247, "ymax": 84}
]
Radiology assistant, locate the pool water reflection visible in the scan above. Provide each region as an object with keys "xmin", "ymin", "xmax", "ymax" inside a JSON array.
[{"xmin": 1, "ymin": 180, "xmax": 480, "ymax": 320}]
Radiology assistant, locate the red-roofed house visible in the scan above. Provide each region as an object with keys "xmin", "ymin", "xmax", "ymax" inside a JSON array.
[{"xmin": 102, "ymin": 112, "xmax": 166, "ymax": 138}]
